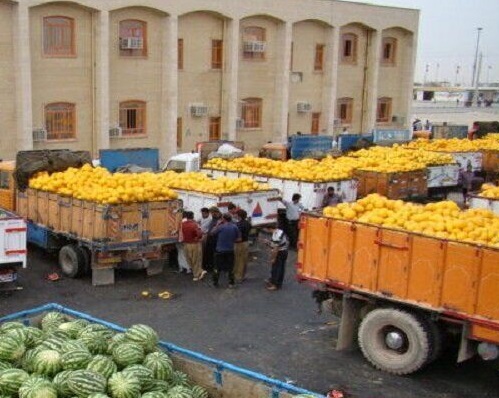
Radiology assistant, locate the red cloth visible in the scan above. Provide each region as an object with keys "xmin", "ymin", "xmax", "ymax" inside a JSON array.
[{"xmin": 182, "ymin": 220, "xmax": 203, "ymax": 243}]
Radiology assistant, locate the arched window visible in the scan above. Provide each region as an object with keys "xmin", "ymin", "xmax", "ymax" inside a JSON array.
[
  {"xmin": 45, "ymin": 103, "xmax": 76, "ymax": 140},
  {"xmin": 340, "ymin": 33, "xmax": 357, "ymax": 64},
  {"xmin": 119, "ymin": 101, "xmax": 146, "ymax": 136},
  {"xmin": 337, "ymin": 97, "xmax": 353, "ymax": 125},
  {"xmin": 43, "ymin": 16, "xmax": 75, "ymax": 57},
  {"xmin": 376, "ymin": 97, "xmax": 392, "ymax": 123},
  {"xmin": 241, "ymin": 98, "xmax": 262, "ymax": 129},
  {"xmin": 119, "ymin": 20, "xmax": 147, "ymax": 57},
  {"xmin": 381, "ymin": 37, "xmax": 397, "ymax": 65},
  {"xmin": 243, "ymin": 26, "xmax": 266, "ymax": 60}
]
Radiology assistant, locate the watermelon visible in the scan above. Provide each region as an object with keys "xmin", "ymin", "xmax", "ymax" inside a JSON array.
[
  {"xmin": 0, "ymin": 335, "xmax": 26, "ymax": 362},
  {"xmin": 0, "ymin": 362, "xmax": 12, "ymax": 371},
  {"xmin": 143, "ymin": 352, "xmax": 173, "ymax": 381},
  {"xmin": 32, "ymin": 349, "xmax": 62, "ymax": 376},
  {"xmin": 144, "ymin": 379, "xmax": 170, "ymax": 393},
  {"xmin": 124, "ymin": 325, "xmax": 158, "ymax": 353},
  {"xmin": 112, "ymin": 343, "xmax": 144, "ymax": 369},
  {"xmin": 0, "ymin": 322, "xmax": 25, "ymax": 333},
  {"xmin": 79, "ymin": 333, "xmax": 108, "ymax": 355},
  {"xmin": 39, "ymin": 336, "xmax": 66, "ymax": 352},
  {"xmin": 78, "ymin": 324, "xmax": 114, "ymax": 340},
  {"xmin": 58, "ymin": 320, "xmax": 89, "ymax": 339},
  {"xmin": 47, "ymin": 329, "xmax": 72, "ymax": 340},
  {"xmin": 165, "ymin": 386, "xmax": 192, "ymax": 398},
  {"xmin": 52, "ymin": 370, "xmax": 74, "ymax": 397},
  {"xmin": 122, "ymin": 365, "xmax": 154, "ymax": 391},
  {"xmin": 0, "ymin": 368, "xmax": 30, "ymax": 395},
  {"xmin": 19, "ymin": 376, "xmax": 57, "ymax": 398},
  {"xmin": 141, "ymin": 392, "xmax": 168, "ymax": 398},
  {"xmin": 87, "ymin": 394, "xmax": 111, "ymax": 398},
  {"xmin": 61, "ymin": 350, "xmax": 93, "ymax": 371},
  {"xmin": 60, "ymin": 341, "xmax": 89, "ymax": 354},
  {"xmin": 107, "ymin": 372, "xmax": 141, "ymax": 398},
  {"xmin": 168, "ymin": 371, "xmax": 189, "ymax": 387},
  {"xmin": 24, "ymin": 327, "xmax": 44, "ymax": 348},
  {"xmin": 107, "ymin": 334, "xmax": 126, "ymax": 355},
  {"xmin": 190, "ymin": 386, "xmax": 208, "ymax": 398},
  {"xmin": 86, "ymin": 355, "xmax": 117, "ymax": 379},
  {"xmin": 4, "ymin": 327, "xmax": 30, "ymax": 346},
  {"xmin": 20, "ymin": 348, "xmax": 43, "ymax": 373},
  {"xmin": 40, "ymin": 312, "xmax": 66, "ymax": 332},
  {"xmin": 67, "ymin": 370, "xmax": 107, "ymax": 397}
]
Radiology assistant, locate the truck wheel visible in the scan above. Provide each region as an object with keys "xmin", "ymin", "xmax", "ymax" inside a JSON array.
[
  {"xmin": 59, "ymin": 244, "xmax": 86, "ymax": 278},
  {"xmin": 78, "ymin": 246, "xmax": 91, "ymax": 276},
  {"xmin": 421, "ymin": 317, "xmax": 443, "ymax": 364},
  {"xmin": 358, "ymin": 308, "xmax": 430, "ymax": 375}
]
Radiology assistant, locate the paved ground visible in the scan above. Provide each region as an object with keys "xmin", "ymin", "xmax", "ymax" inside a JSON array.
[{"xmin": 2, "ymin": 242, "xmax": 498, "ymax": 398}]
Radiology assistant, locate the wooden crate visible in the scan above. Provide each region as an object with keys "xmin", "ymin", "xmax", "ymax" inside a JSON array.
[
  {"xmin": 48, "ymin": 193, "xmax": 60, "ymax": 230},
  {"xmin": 482, "ymin": 150, "xmax": 499, "ymax": 173},
  {"xmin": 71, "ymin": 199, "xmax": 84, "ymax": 236},
  {"xmin": 16, "ymin": 191, "xmax": 28, "ymax": 219},
  {"xmin": 146, "ymin": 201, "xmax": 182, "ymax": 241},
  {"xmin": 82, "ymin": 201, "xmax": 96, "ymax": 240},
  {"xmin": 354, "ymin": 169, "xmax": 427, "ymax": 199},
  {"xmin": 37, "ymin": 191, "xmax": 50, "ymax": 226},
  {"xmin": 27, "ymin": 189, "xmax": 38, "ymax": 222},
  {"xmin": 59, "ymin": 196, "xmax": 72, "ymax": 232}
]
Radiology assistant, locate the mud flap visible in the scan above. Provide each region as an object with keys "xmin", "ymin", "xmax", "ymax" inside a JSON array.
[
  {"xmin": 336, "ymin": 295, "xmax": 364, "ymax": 351},
  {"xmin": 457, "ymin": 323, "xmax": 476, "ymax": 363}
]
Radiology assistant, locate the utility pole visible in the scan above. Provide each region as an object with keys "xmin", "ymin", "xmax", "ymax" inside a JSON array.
[
  {"xmin": 424, "ymin": 63, "xmax": 429, "ymax": 86},
  {"xmin": 455, "ymin": 65, "xmax": 460, "ymax": 86},
  {"xmin": 435, "ymin": 63, "xmax": 440, "ymax": 83},
  {"xmin": 471, "ymin": 27, "xmax": 483, "ymax": 87},
  {"xmin": 474, "ymin": 52, "xmax": 483, "ymax": 106}
]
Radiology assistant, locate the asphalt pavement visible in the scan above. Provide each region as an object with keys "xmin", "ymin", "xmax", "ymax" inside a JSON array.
[{"xmin": 1, "ymin": 244, "xmax": 498, "ymax": 398}]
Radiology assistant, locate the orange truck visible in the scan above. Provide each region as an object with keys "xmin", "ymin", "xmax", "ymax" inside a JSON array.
[{"xmin": 296, "ymin": 213, "xmax": 499, "ymax": 375}]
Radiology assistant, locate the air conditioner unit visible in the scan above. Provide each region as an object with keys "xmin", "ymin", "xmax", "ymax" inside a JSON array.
[
  {"xmin": 109, "ymin": 126, "xmax": 123, "ymax": 138},
  {"xmin": 297, "ymin": 102, "xmax": 312, "ymax": 113},
  {"xmin": 236, "ymin": 118, "xmax": 245, "ymax": 129},
  {"xmin": 243, "ymin": 41, "xmax": 266, "ymax": 53},
  {"xmin": 32, "ymin": 128, "xmax": 47, "ymax": 142},
  {"xmin": 189, "ymin": 104, "xmax": 208, "ymax": 117},
  {"xmin": 333, "ymin": 119, "xmax": 342, "ymax": 128},
  {"xmin": 120, "ymin": 37, "xmax": 144, "ymax": 50}
]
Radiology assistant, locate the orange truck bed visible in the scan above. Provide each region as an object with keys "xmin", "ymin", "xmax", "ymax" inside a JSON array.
[{"xmin": 297, "ymin": 213, "xmax": 499, "ymax": 344}]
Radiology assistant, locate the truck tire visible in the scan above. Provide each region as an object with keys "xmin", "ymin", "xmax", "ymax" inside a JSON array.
[
  {"xmin": 59, "ymin": 244, "xmax": 86, "ymax": 278},
  {"xmin": 78, "ymin": 246, "xmax": 91, "ymax": 276},
  {"xmin": 420, "ymin": 316, "xmax": 443, "ymax": 364},
  {"xmin": 358, "ymin": 308, "xmax": 431, "ymax": 375}
]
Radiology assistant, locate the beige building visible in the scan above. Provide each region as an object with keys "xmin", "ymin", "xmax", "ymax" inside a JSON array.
[{"xmin": 0, "ymin": 0, "xmax": 419, "ymax": 162}]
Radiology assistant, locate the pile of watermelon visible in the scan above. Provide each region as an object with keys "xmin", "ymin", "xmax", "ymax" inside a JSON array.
[{"xmin": 0, "ymin": 312, "xmax": 209, "ymax": 398}]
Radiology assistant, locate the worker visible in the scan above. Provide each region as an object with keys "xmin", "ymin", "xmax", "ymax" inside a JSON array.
[
  {"xmin": 198, "ymin": 207, "xmax": 212, "ymax": 234},
  {"xmin": 322, "ymin": 187, "xmax": 343, "ymax": 207},
  {"xmin": 181, "ymin": 211, "xmax": 206, "ymax": 282},
  {"xmin": 227, "ymin": 202, "xmax": 240, "ymax": 222},
  {"xmin": 265, "ymin": 225, "xmax": 289, "ymax": 291},
  {"xmin": 234, "ymin": 209, "xmax": 251, "ymax": 283},
  {"xmin": 203, "ymin": 207, "xmax": 222, "ymax": 272},
  {"xmin": 211, "ymin": 213, "xmax": 241, "ymax": 288},
  {"xmin": 281, "ymin": 193, "xmax": 305, "ymax": 250},
  {"xmin": 176, "ymin": 211, "xmax": 191, "ymax": 274}
]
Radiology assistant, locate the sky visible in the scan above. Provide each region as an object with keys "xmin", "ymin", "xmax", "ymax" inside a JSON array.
[{"xmin": 348, "ymin": 0, "xmax": 499, "ymax": 85}]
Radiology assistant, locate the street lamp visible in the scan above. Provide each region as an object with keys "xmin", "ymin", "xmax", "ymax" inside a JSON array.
[{"xmin": 471, "ymin": 27, "xmax": 483, "ymax": 87}]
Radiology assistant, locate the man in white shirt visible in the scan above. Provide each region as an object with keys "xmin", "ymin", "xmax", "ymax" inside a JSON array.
[
  {"xmin": 198, "ymin": 207, "xmax": 212, "ymax": 234},
  {"xmin": 281, "ymin": 193, "xmax": 305, "ymax": 249}
]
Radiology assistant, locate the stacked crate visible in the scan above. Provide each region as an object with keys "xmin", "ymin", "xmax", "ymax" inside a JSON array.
[{"xmin": 353, "ymin": 169, "xmax": 427, "ymax": 199}]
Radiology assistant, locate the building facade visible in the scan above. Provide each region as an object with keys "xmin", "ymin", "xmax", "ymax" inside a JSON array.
[{"xmin": 0, "ymin": 0, "xmax": 419, "ymax": 161}]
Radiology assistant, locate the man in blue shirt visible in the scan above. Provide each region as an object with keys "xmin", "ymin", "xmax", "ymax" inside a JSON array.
[{"xmin": 211, "ymin": 213, "xmax": 241, "ymax": 288}]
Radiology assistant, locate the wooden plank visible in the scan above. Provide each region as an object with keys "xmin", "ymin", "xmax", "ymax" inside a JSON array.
[
  {"xmin": 82, "ymin": 201, "xmax": 95, "ymax": 240},
  {"xmin": 301, "ymin": 217, "xmax": 329, "ymax": 280},
  {"xmin": 16, "ymin": 191, "xmax": 28, "ymax": 218},
  {"xmin": 59, "ymin": 196, "xmax": 72, "ymax": 232},
  {"xmin": 37, "ymin": 191, "xmax": 50, "ymax": 226},
  {"xmin": 475, "ymin": 248, "xmax": 499, "ymax": 321},
  {"xmin": 48, "ymin": 194, "xmax": 60, "ymax": 230},
  {"xmin": 27, "ymin": 189, "xmax": 38, "ymax": 222},
  {"xmin": 71, "ymin": 199, "xmax": 83, "ymax": 236},
  {"xmin": 326, "ymin": 220, "xmax": 354, "ymax": 284},
  {"xmin": 351, "ymin": 224, "xmax": 379, "ymax": 290}
]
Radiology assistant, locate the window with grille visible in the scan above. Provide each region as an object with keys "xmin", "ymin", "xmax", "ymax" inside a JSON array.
[
  {"xmin": 377, "ymin": 97, "xmax": 392, "ymax": 123},
  {"xmin": 381, "ymin": 37, "xmax": 397, "ymax": 65},
  {"xmin": 43, "ymin": 17, "xmax": 75, "ymax": 57},
  {"xmin": 243, "ymin": 27, "xmax": 266, "ymax": 60},
  {"xmin": 209, "ymin": 117, "xmax": 221, "ymax": 140},
  {"xmin": 212, "ymin": 39, "xmax": 223, "ymax": 69},
  {"xmin": 177, "ymin": 117, "xmax": 182, "ymax": 147},
  {"xmin": 311, "ymin": 112, "xmax": 321, "ymax": 135},
  {"xmin": 45, "ymin": 103, "xmax": 76, "ymax": 140},
  {"xmin": 119, "ymin": 20, "xmax": 147, "ymax": 57},
  {"xmin": 337, "ymin": 98, "xmax": 353, "ymax": 125},
  {"xmin": 314, "ymin": 44, "xmax": 325, "ymax": 71},
  {"xmin": 119, "ymin": 101, "xmax": 146, "ymax": 136},
  {"xmin": 241, "ymin": 98, "xmax": 262, "ymax": 129},
  {"xmin": 178, "ymin": 38, "xmax": 184, "ymax": 69},
  {"xmin": 341, "ymin": 33, "xmax": 357, "ymax": 64}
]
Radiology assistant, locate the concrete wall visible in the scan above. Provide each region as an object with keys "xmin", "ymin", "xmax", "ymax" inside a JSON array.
[
  {"xmin": 0, "ymin": 2, "xmax": 16, "ymax": 159},
  {"xmin": 0, "ymin": 0, "xmax": 419, "ymax": 160}
]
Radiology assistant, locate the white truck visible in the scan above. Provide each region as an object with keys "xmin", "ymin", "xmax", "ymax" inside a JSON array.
[
  {"xmin": 0, "ymin": 208, "xmax": 27, "ymax": 293},
  {"xmin": 426, "ymin": 164, "xmax": 460, "ymax": 188},
  {"xmin": 175, "ymin": 188, "xmax": 280, "ymax": 227},
  {"xmin": 469, "ymin": 195, "xmax": 499, "ymax": 215}
]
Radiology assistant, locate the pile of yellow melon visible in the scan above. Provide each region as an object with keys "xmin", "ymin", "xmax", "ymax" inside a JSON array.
[
  {"xmin": 404, "ymin": 136, "xmax": 499, "ymax": 152},
  {"xmin": 28, "ymin": 165, "xmax": 270, "ymax": 205},
  {"xmin": 477, "ymin": 183, "xmax": 499, "ymax": 199},
  {"xmin": 323, "ymin": 193, "xmax": 499, "ymax": 247}
]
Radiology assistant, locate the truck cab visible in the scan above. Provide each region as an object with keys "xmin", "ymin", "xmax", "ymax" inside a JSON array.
[{"xmin": 163, "ymin": 153, "xmax": 200, "ymax": 173}]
